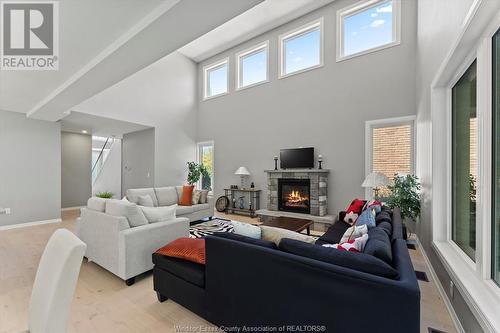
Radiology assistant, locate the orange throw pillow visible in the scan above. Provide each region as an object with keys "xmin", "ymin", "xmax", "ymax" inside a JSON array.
[
  {"xmin": 156, "ymin": 237, "xmax": 205, "ymax": 264},
  {"xmin": 179, "ymin": 185, "xmax": 195, "ymax": 206}
]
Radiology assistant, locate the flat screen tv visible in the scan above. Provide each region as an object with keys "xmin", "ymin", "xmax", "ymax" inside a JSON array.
[{"xmin": 280, "ymin": 147, "xmax": 314, "ymax": 169}]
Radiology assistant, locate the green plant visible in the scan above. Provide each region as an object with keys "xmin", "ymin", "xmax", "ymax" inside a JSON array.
[
  {"xmin": 187, "ymin": 162, "xmax": 208, "ymax": 185},
  {"xmin": 96, "ymin": 191, "xmax": 114, "ymax": 199},
  {"xmin": 385, "ymin": 174, "xmax": 421, "ymax": 222}
]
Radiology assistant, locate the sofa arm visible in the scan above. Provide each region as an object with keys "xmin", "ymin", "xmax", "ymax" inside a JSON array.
[
  {"xmin": 207, "ymin": 195, "xmax": 215, "ymax": 210},
  {"xmin": 118, "ymin": 217, "xmax": 190, "ymax": 279}
]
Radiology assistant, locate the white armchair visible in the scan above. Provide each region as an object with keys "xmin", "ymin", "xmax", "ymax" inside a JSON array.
[{"xmin": 76, "ymin": 207, "xmax": 189, "ymax": 285}]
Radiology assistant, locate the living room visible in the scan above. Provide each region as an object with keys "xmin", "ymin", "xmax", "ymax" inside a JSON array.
[{"xmin": 1, "ymin": 0, "xmax": 499, "ymax": 332}]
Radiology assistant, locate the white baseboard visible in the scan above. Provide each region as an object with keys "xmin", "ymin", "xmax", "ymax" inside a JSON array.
[
  {"xmin": 0, "ymin": 218, "xmax": 62, "ymax": 231},
  {"xmin": 61, "ymin": 206, "xmax": 84, "ymax": 211},
  {"xmin": 415, "ymin": 237, "xmax": 465, "ymax": 333}
]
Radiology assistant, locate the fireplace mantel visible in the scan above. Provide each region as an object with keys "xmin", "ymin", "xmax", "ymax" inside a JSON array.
[{"xmin": 264, "ymin": 169, "xmax": 330, "ymax": 174}]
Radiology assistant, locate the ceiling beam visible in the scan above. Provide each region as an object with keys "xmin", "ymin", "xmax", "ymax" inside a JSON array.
[{"xmin": 27, "ymin": 0, "xmax": 263, "ymax": 121}]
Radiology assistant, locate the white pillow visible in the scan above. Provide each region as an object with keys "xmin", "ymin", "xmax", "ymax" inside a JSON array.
[
  {"xmin": 87, "ymin": 197, "xmax": 107, "ymax": 212},
  {"xmin": 340, "ymin": 224, "xmax": 368, "ymax": 243},
  {"xmin": 105, "ymin": 199, "xmax": 148, "ymax": 227},
  {"xmin": 140, "ymin": 205, "xmax": 177, "ymax": 223},
  {"xmin": 138, "ymin": 195, "xmax": 154, "ymax": 207},
  {"xmin": 232, "ymin": 221, "xmax": 261, "ymax": 239}
]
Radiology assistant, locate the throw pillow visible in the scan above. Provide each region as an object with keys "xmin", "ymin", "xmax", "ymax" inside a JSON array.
[
  {"xmin": 179, "ymin": 185, "xmax": 195, "ymax": 206},
  {"xmin": 340, "ymin": 224, "xmax": 368, "ymax": 243},
  {"xmin": 315, "ymin": 220, "xmax": 351, "ymax": 246},
  {"xmin": 212, "ymin": 232, "xmax": 277, "ymax": 249},
  {"xmin": 156, "ymin": 237, "xmax": 205, "ymax": 264},
  {"xmin": 279, "ymin": 238, "xmax": 399, "ymax": 279},
  {"xmin": 364, "ymin": 227, "xmax": 393, "ymax": 264},
  {"xmin": 199, "ymin": 190, "xmax": 209, "ymax": 204},
  {"xmin": 140, "ymin": 204, "xmax": 177, "ymax": 223},
  {"xmin": 356, "ymin": 207, "xmax": 377, "ymax": 229},
  {"xmin": 323, "ymin": 234, "xmax": 369, "ymax": 253},
  {"xmin": 231, "ymin": 220, "xmax": 261, "ymax": 239},
  {"xmin": 377, "ymin": 221, "xmax": 393, "ymax": 237},
  {"xmin": 260, "ymin": 226, "xmax": 316, "ymax": 246},
  {"xmin": 343, "ymin": 211, "xmax": 359, "ymax": 225},
  {"xmin": 105, "ymin": 199, "xmax": 148, "ymax": 227},
  {"xmin": 345, "ymin": 199, "xmax": 366, "ymax": 215},
  {"xmin": 192, "ymin": 190, "xmax": 202, "ymax": 205},
  {"xmin": 138, "ymin": 195, "xmax": 154, "ymax": 207},
  {"xmin": 87, "ymin": 197, "xmax": 107, "ymax": 212}
]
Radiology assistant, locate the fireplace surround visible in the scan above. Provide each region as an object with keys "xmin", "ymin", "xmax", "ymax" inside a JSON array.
[{"xmin": 278, "ymin": 178, "xmax": 311, "ymax": 214}]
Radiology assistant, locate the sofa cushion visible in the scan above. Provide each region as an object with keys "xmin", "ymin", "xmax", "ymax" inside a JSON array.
[
  {"xmin": 179, "ymin": 185, "xmax": 195, "ymax": 206},
  {"xmin": 140, "ymin": 205, "xmax": 176, "ymax": 223},
  {"xmin": 377, "ymin": 221, "xmax": 393, "ymax": 237},
  {"xmin": 138, "ymin": 195, "xmax": 154, "ymax": 207},
  {"xmin": 87, "ymin": 197, "xmax": 107, "ymax": 212},
  {"xmin": 376, "ymin": 210, "xmax": 392, "ymax": 225},
  {"xmin": 213, "ymin": 232, "xmax": 277, "ymax": 249},
  {"xmin": 176, "ymin": 205, "xmax": 194, "ymax": 215},
  {"xmin": 126, "ymin": 188, "xmax": 158, "ymax": 207},
  {"xmin": 231, "ymin": 221, "xmax": 261, "ymax": 239},
  {"xmin": 364, "ymin": 227, "xmax": 393, "ymax": 264},
  {"xmin": 315, "ymin": 220, "xmax": 351, "ymax": 246},
  {"xmin": 156, "ymin": 237, "xmax": 205, "ymax": 264},
  {"xmin": 192, "ymin": 203, "xmax": 210, "ymax": 212},
  {"xmin": 152, "ymin": 253, "xmax": 205, "ymax": 287},
  {"xmin": 105, "ymin": 199, "xmax": 148, "ymax": 227},
  {"xmin": 260, "ymin": 226, "xmax": 316, "ymax": 246},
  {"xmin": 199, "ymin": 190, "xmax": 209, "ymax": 204},
  {"xmin": 155, "ymin": 187, "xmax": 178, "ymax": 206},
  {"xmin": 279, "ymin": 238, "xmax": 398, "ymax": 279}
]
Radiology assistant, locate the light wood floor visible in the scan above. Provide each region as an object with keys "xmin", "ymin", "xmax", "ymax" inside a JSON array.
[{"xmin": 0, "ymin": 210, "xmax": 457, "ymax": 333}]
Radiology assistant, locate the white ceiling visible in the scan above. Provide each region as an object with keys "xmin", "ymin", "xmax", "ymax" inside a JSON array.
[
  {"xmin": 179, "ymin": 0, "xmax": 336, "ymax": 62},
  {"xmin": 0, "ymin": 0, "xmax": 166, "ymax": 114},
  {"xmin": 60, "ymin": 111, "xmax": 151, "ymax": 138}
]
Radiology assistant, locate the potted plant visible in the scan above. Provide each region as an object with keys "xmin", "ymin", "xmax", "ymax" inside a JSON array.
[
  {"xmin": 186, "ymin": 162, "xmax": 208, "ymax": 187},
  {"xmin": 385, "ymin": 174, "xmax": 421, "ymax": 237},
  {"xmin": 96, "ymin": 191, "xmax": 114, "ymax": 199}
]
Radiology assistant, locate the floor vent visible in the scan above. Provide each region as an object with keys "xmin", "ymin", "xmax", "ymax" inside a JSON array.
[
  {"xmin": 428, "ymin": 328, "xmax": 447, "ymax": 333},
  {"xmin": 415, "ymin": 270, "xmax": 429, "ymax": 282}
]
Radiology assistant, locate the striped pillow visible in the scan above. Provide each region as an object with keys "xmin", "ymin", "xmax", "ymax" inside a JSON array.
[{"xmin": 156, "ymin": 237, "xmax": 205, "ymax": 264}]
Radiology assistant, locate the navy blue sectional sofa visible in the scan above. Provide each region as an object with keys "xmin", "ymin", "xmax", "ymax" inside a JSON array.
[{"xmin": 152, "ymin": 207, "xmax": 420, "ymax": 333}]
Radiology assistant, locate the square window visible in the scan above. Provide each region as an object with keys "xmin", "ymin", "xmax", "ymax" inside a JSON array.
[
  {"xmin": 204, "ymin": 59, "xmax": 228, "ymax": 99},
  {"xmin": 279, "ymin": 19, "xmax": 323, "ymax": 77},
  {"xmin": 337, "ymin": 0, "xmax": 400, "ymax": 61},
  {"xmin": 236, "ymin": 42, "xmax": 268, "ymax": 90}
]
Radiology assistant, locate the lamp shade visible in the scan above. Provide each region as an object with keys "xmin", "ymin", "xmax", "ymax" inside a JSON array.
[
  {"xmin": 361, "ymin": 172, "xmax": 389, "ymax": 188},
  {"xmin": 234, "ymin": 166, "xmax": 251, "ymax": 176}
]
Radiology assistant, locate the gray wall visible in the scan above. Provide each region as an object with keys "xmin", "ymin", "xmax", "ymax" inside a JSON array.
[
  {"xmin": 415, "ymin": 0, "xmax": 483, "ymax": 331},
  {"xmin": 0, "ymin": 110, "xmax": 61, "ymax": 226},
  {"xmin": 122, "ymin": 128, "xmax": 155, "ymax": 196},
  {"xmin": 197, "ymin": 0, "xmax": 417, "ymax": 215},
  {"xmin": 74, "ymin": 52, "xmax": 198, "ymax": 188},
  {"xmin": 61, "ymin": 131, "xmax": 92, "ymax": 208}
]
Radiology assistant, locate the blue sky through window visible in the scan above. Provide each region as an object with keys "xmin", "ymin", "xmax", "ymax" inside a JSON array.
[
  {"xmin": 343, "ymin": 1, "xmax": 393, "ymax": 56},
  {"xmin": 207, "ymin": 63, "xmax": 227, "ymax": 97},
  {"xmin": 284, "ymin": 27, "xmax": 320, "ymax": 75},
  {"xmin": 241, "ymin": 48, "xmax": 267, "ymax": 87}
]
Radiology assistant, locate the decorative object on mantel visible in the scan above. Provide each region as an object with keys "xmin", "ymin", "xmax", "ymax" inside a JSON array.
[
  {"xmin": 361, "ymin": 172, "xmax": 390, "ymax": 200},
  {"xmin": 250, "ymin": 182, "xmax": 255, "ymax": 188},
  {"xmin": 234, "ymin": 166, "xmax": 251, "ymax": 189},
  {"xmin": 215, "ymin": 196, "xmax": 229, "ymax": 212},
  {"xmin": 274, "ymin": 156, "xmax": 278, "ymax": 170},
  {"xmin": 230, "ymin": 185, "xmax": 238, "ymax": 189},
  {"xmin": 318, "ymin": 154, "xmax": 323, "ymax": 170},
  {"xmin": 224, "ymin": 188, "xmax": 261, "ymax": 218}
]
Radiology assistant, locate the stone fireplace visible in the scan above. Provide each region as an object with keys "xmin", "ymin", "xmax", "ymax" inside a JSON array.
[{"xmin": 265, "ymin": 169, "xmax": 329, "ymax": 217}]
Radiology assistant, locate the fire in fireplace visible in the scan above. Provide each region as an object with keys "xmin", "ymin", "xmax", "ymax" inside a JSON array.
[{"xmin": 278, "ymin": 178, "xmax": 311, "ymax": 214}]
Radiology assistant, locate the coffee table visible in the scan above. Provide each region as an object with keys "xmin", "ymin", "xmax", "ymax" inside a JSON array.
[{"xmin": 261, "ymin": 216, "xmax": 313, "ymax": 235}]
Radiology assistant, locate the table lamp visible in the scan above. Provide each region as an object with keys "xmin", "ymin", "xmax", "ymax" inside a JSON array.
[
  {"xmin": 235, "ymin": 166, "xmax": 251, "ymax": 189},
  {"xmin": 362, "ymin": 172, "xmax": 390, "ymax": 200}
]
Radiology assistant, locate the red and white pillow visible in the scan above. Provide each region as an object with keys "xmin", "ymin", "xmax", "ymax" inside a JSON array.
[{"xmin": 323, "ymin": 234, "xmax": 369, "ymax": 253}]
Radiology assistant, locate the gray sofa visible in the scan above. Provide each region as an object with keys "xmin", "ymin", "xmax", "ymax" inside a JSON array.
[{"xmin": 126, "ymin": 186, "xmax": 214, "ymax": 222}]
